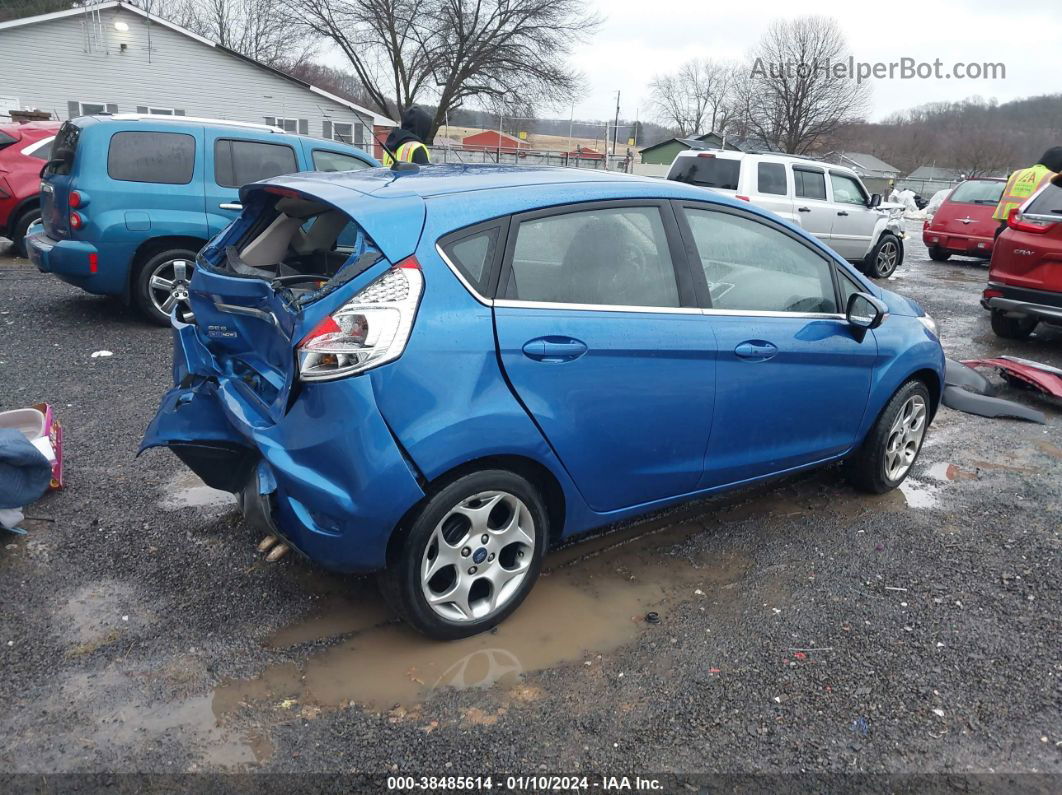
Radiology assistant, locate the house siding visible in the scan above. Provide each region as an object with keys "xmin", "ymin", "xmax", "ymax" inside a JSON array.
[
  {"xmin": 639, "ymin": 140, "xmax": 686, "ymax": 166},
  {"xmin": 0, "ymin": 8, "xmax": 384, "ymax": 152}
]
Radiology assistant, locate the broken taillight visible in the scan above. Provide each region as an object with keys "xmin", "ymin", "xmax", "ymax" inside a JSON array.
[{"xmin": 297, "ymin": 257, "xmax": 423, "ymax": 381}]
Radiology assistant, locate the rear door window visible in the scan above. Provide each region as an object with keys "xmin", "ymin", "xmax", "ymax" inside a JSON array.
[
  {"xmin": 505, "ymin": 205, "xmax": 680, "ymax": 308},
  {"xmin": 669, "ymin": 155, "xmax": 741, "ymax": 190},
  {"xmin": 794, "ymin": 168, "xmax": 827, "ymax": 200},
  {"xmin": 214, "ymin": 139, "xmax": 297, "ymax": 188},
  {"xmin": 108, "ymin": 131, "xmax": 195, "ymax": 184},
  {"xmin": 44, "ymin": 122, "xmax": 81, "ymax": 177},
  {"xmin": 26, "ymin": 139, "xmax": 54, "ymax": 161},
  {"xmin": 757, "ymin": 162, "xmax": 787, "ymax": 195}
]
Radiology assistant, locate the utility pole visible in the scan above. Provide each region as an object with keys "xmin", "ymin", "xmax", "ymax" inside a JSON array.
[{"xmin": 612, "ymin": 90, "xmax": 621, "ymax": 163}]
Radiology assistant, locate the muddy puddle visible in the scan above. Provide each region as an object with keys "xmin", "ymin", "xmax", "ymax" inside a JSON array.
[
  {"xmin": 214, "ymin": 519, "xmax": 753, "ymax": 715},
  {"xmin": 211, "ymin": 472, "xmax": 932, "ymax": 716},
  {"xmin": 160, "ymin": 471, "xmax": 236, "ymax": 512}
]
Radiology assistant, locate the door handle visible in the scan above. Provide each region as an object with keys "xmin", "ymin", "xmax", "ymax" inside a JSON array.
[
  {"xmin": 798, "ymin": 206, "xmax": 811, "ymax": 213},
  {"xmin": 837, "ymin": 210, "xmax": 849, "ymax": 216},
  {"xmin": 219, "ymin": 202, "xmax": 243, "ymax": 211},
  {"xmin": 734, "ymin": 340, "xmax": 778, "ymax": 361},
  {"xmin": 522, "ymin": 336, "xmax": 588, "ymax": 362}
]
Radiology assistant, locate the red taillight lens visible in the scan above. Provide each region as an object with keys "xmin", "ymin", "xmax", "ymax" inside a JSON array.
[
  {"xmin": 983, "ymin": 288, "xmax": 1003, "ymax": 300},
  {"xmin": 69, "ymin": 211, "xmax": 83, "ymax": 230},
  {"xmin": 696, "ymin": 153, "xmax": 716, "ymax": 159},
  {"xmin": 88, "ymin": 252, "xmax": 98, "ymax": 273},
  {"xmin": 69, "ymin": 190, "xmax": 82, "ymax": 208},
  {"xmin": 1007, "ymin": 207, "xmax": 1053, "ymax": 234},
  {"xmin": 298, "ymin": 314, "xmax": 340, "ymax": 347},
  {"xmin": 735, "ymin": 195, "xmax": 751, "ymax": 202}
]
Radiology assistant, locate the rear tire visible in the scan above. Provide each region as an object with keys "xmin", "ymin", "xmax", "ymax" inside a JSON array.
[
  {"xmin": 845, "ymin": 380, "xmax": 931, "ymax": 494},
  {"xmin": 990, "ymin": 309, "xmax": 1037, "ymax": 340},
  {"xmin": 379, "ymin": 469, "xmax": 548, "ymax": 640},
  {"xmin": 12, "ymin": 207, "xmax": 41, "ymax": 259},
  {"xmin": 928, "ymin": 246, "xmax": 950, "ymax": 262},
  {"xmin": 864, "ymin": 233, "xmax": 903, "ymax": 278},
  {"xmin": 134, "ymin": 247, "xmax": 198, "ymax": 326}
]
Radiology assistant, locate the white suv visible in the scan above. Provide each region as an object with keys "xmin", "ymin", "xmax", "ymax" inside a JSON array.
[{"xmin": 666, "ymin": 150, "xmax": 906, "ymax": 278}]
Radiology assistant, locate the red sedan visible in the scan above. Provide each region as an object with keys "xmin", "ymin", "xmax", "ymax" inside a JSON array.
[
  {"xmin": 923, "ymin": 178, "xmax": 1006, "ymax": 262},
  {"xmin": 982, "ymin": 181, "xmax": 1062, "ymax": 339},
  {"xmin": 0, "ymin": 120, "xmax": 60, "ymax": 257}
]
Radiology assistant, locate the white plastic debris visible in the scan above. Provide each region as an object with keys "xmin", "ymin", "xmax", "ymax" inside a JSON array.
[
  {"xmin": 90, "ymin": 350, "xmax": 113, "ymax": 358},
  {"xmin": 932, "ymin": 708, "xmax": 945, "ymax": 717}
]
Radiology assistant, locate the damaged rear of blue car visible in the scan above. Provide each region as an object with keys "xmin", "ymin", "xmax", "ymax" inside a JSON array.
[{"xmin": 142, "ymin": 165, "xmax": 945, "ymax": 640}]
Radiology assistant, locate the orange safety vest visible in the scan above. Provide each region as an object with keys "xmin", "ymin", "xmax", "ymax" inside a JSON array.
[
  {"xmin": 993, "ymin": 163, "xmax": 1055, "ymax": 221},
  {"xmin": 382, "ymin": 140, "xmax": 429, "ymax": 166}
]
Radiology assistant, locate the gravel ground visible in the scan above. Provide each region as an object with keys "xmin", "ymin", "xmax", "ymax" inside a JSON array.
[{"xmin": 0, "ymin": 221, "xmax": 1060, "ymax": 781}]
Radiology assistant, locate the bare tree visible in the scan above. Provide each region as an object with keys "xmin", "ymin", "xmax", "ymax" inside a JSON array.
[
  {"xmin": 648, "ymin": 59, "xmax": 737, "ymax": 137},
  {"xmin": 741, "ymin": 16, "xmax": 869, "ymax": 154},
  {"xmin": 284, "ymin": 0, "xmax": 600, "ymax": 139},
  {"xmin": 151, "ymin": 0, "xmax": 315, "ymax": 67},
  {"xmin": 0, "ymin": 0, "xmax": 73, "ymax": 23}
]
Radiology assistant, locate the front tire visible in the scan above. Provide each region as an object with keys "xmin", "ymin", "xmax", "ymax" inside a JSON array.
[
  {"xmin": 990, "ymin": 309, "xmax": 1037, "ymax": 340},
  {"xmin": 928, "ymin": 246, "xmax": 950, "ymax": 262},
  {"xmin": 134, "ymin": 248, "xmax": 197, "ymax": 326},
  {"xmin": 865, "ymin": 233, "xmax": 903, "ymax": 278},
  {"xmin": 379, "ymin": 470, "xmax": 548, "ymax": 639},
  {"xmin": 845, "ymin": 380, "xmax": 931, "ymax": 494},
  {"xmin": 12, "ymin": 207, "xmax": 41, "ymax": 259}
]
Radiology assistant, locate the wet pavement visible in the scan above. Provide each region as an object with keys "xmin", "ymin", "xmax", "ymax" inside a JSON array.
[{"xmin": 1, "ymin": 222, "xmax": 1060, "ymax": 775}]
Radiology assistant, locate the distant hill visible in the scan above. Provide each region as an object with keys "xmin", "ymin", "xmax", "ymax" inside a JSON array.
[{"xmin": 830, "ymin": 94, "xmax": 1062, "ymax": 177}]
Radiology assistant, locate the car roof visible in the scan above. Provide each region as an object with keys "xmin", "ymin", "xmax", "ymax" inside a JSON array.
[
  {"xmin": 268, "ymin": 163, "xmax": 717, "ymax": 199},
  {"xmin": 0, "ymin": 120, "xmax": 61, "ymax": 139}
]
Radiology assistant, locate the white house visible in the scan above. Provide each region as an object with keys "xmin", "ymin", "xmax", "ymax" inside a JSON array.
[{"xmin": 0, "ymin": 1, "xmax": 395, "ymax": 155}]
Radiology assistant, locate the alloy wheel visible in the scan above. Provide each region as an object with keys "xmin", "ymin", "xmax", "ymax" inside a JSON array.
[
  {"xmin": 876, "ymin": 240, "xmax": 899, "ymax": 277},
  {"xmin": 884, "ymin": 394, "xmax": 927, "ymax": 481},
  {"xmin": 420, "ymin": 490, "xmax": 536, "ymax": 623},
  {"xmin": 148, "ymin": 258, "xmax": 195, "ymax": 321}
]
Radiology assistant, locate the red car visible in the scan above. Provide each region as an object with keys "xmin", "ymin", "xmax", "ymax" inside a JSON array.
[
  {"xmin": 923, "ymin": 178, "xmax": 1006, "ymax": 262},
  {"xmin": 0, "ymin": 120, "xmax": 60, "ymax": 258},
  {"xmin": 982, "ymin": 181, "xmax": 1062, "ymax": 339}
]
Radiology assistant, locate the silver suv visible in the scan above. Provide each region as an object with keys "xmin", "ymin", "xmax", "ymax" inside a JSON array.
[{"xmin": 667, "ymin": 150, "xmax": 906, "ymax": 278}]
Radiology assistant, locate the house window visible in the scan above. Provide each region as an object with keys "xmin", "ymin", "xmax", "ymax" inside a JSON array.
[
  {"xmin": 78, "ymin": 101, "xmax": 108, "ymax": 115},
  {"xmin": 148, "ymin": 107, "xmax": 175, "ymax": 115},
  {"xmin": 327, "ymin": 122, "xmax": 366, "ymax": 147}
]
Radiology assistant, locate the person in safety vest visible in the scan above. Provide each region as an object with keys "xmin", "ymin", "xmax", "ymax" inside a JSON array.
[
  {"xmin": 383, "ymin": 106, "xmax": 432, "ymax": 166},
  {"xmin": 992, "ymin": 147, "xmax": 1062, "ymax": 235}
]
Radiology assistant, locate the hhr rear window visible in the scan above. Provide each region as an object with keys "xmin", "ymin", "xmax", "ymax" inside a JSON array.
[
  {"xmin": 670, "ymin": 156, "xmax": 740, "ymax": 190},
  {"xmin": 108, "ymin": 131, "xmax": 195, "ymax": 184}
]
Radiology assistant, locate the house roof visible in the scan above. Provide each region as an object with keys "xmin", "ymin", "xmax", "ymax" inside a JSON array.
[
  {"xmin": 830, "ymin": 151, "xmax": 900, "ymax": 176},
  {"xmin": 0, "ymin": 1, "xmax": 396, "ymax": 127},
  {"xmin": 908, "ymin": 165, "xmax": 964, "ymax": 181},
  {"xmin": 639, "ymin": 137, "xmax": 697, "ymax": 154},
  {"xmin": 463, "ymin": 130, "xmax": 526, "ymax": 145}
]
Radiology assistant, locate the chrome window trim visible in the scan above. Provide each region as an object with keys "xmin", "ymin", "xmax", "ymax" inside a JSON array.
[
  {"xmin": 493, "ymin": 298, "xmax": 701, "ymax": 315},
  {"xmin": 436, "ymin": 243, "xmax": 492, "ymax": 306},
  {"xmin": 701, "ymin": 309, "xmax": 846, "ymax": 320},
  {"xmin": 1020, "ymin": 213, "xmax": 1061, "ymax": 224}
]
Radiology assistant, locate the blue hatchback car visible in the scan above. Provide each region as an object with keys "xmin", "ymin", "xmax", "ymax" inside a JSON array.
[
  {"xmin": 141, "ymin": 164, "xmax": 945, "ymax": 639},
  {"xmin": 27, "ymin": 114, "xmax": 377, "ymax": 324}
]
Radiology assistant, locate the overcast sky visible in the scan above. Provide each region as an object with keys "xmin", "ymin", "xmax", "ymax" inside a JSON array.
[{"xmin": 567, "ymin": 0, "xmax": 1061, "ymax": 125}]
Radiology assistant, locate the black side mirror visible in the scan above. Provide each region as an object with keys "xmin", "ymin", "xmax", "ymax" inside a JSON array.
[
  {"xmin": 846, "ymin": 291, "xmax": 888, "ymax": 341},
  {"xmin": 868, "ymin": 193, "xmax": 882, "ymax": 208}
]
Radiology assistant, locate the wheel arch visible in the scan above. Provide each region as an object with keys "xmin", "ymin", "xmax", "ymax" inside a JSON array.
[
  {"xmin": 6, "ymin": 195, "xmax": 42, "ymax": 236},
  {"xmin": 132, "ymin": 235, "xmax": 208, "ymax": 275},
  {"xmin": 908, "ymin": 367, "xmax": 942, "ymax": 419},
  {"xmin": 385, "ymin": 453, "xmax": 567, "ymax": 568}
]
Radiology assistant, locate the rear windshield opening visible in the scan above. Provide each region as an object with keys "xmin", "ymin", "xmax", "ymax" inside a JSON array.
[
  {"xmin": 206, "ymin": 192, "xmax": 382, "ymax": 298},
  {"xmin": 669, "ymin": 155, "xmax": 741, "ymax": 190},
  {"xmin": 0, "ymin": 131, "xmax": 16, "ymax": 152},
  {"xmin": 948, "ymin": 180, "xmax": 1005, "ymax": 205}
]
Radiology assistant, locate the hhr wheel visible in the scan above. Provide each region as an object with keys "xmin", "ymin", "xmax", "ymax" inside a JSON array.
[
  {"xmin": 135, "ymin": 248, "xmax": 197, "ymax": 326},
  {"xmin": 845, "ymin": 380, "xmax": 931, "ymax": 494},
  {"xmin": 990, "ymin": 309, "xmax": 1037, "ymax": 340},
  {"xmin": 380, "ymin": 470, "xmax": 548, "ymax": 639},
  {"xmin": 928, "ymin": 246, "xmax": 950, "ymax": 262},
  {"xmin": 865, "ymin": 233, "xmax": 902, "ymax": 278}
]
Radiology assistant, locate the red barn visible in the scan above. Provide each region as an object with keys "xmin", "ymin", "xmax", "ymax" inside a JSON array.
[{"xmin": 462, "ymin": 130, "xmax": 528, "ymax": 154}]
